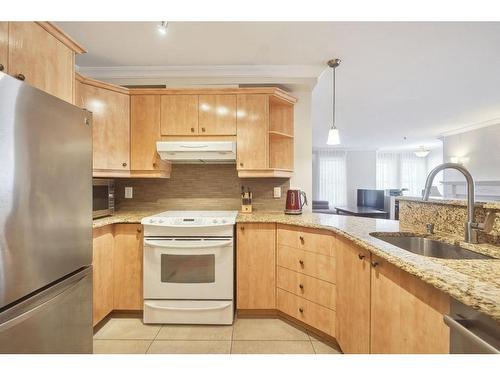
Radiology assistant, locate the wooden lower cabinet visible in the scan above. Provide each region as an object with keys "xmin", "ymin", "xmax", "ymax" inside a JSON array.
[
  {"xmin": 336, "ymin": 238, "xmax": 372, "ymax": 353},
  {"xmin": 113, "ymin": 224, "xmax": 144, "ymax": 310},
  {"xmin": 236, "ymin": 223, "xmax": 276, "ymax": 309},
  {"xmin": 370, "ymin": 255, "xmax": 450, "ymax": 354},
  {"xmin": 92, "ymin": 224, "xmax": 144, "ymax": 326},
  {"xmin": 92, "ymin": 226, "xmax": 115, "ymax": 326},
  {"xmin": 277, "ymin": 289, "xmax": 335, "ymax": 336}
]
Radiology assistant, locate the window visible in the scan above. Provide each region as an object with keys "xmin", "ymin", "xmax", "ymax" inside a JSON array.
[
  {"xmin": 313, "ymin": 149, "xmax": 347, "ymax": 207},
  {"xmin": 376, "ymin": 151, "xmax": 427, "ymax": 196}
]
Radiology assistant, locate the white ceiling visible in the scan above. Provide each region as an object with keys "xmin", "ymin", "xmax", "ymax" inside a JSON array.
[{"xmin": 58, "ymin": 21, "xmax": 500, "ymax": 149}]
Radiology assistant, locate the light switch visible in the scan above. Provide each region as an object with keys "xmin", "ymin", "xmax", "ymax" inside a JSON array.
[
  {"xmin": 273, "ymin": 187, "xmax": 281, "ymax": 199},
  {"xmin": 124, "ymin": 187, "xmax": 133, "ymax": 199}
]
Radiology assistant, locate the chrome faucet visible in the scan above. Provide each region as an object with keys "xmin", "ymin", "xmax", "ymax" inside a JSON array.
[{"xmin": 422, "ymin": 163, "xmax": 478, "ymax": 243}]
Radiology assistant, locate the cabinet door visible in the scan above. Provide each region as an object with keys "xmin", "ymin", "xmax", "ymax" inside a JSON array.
[
  {"xmin": 236, "ymin": 94, "xmax": 268, "ymax": 170},
  {"xmin": 160, "ymin": 94, "xmax": 198, "ymax": 135},
  {"xmin": 370, "ymin": 255, "xmax": 450, "ymax": 354},
  {"xmin": 113, "ymin": 224, "xmax": 144, "ymax": 310},
  {"xmin": 131, "ymin": 95, "xmax": 164, "ymax": 172},
  {"xmin": 335, "ymin": 238, "xmax": 371, "ymax": 353},
  {"xmin": 198, "ymin": 94, "xmax": 236, "ymax": 135},
  {"xmin": 0, "ymin": 22, "xmax": 8, "ymax": 73},
  {"xmin": 236, "ymin": 223, "xmax": 276, "ymax": 309},
  {"xmin": 92, "ymin": 226, "xmax": 114, "ymax": 326},
  {"xmin": 8, "ymin": 22, "xmax": 74, "ymax": 103},
  {"xmin": 76, "ymin": 81, "xmax": 130, "ymax": 172}
]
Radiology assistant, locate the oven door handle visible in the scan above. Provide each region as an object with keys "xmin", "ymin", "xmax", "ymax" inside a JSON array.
[
  {"xmin": 443, "ymin": 314, "xmax": 500, "ymax": 354},
  {"xmin": 144, "ymin": 239, "xmax": 233, "ymax": 249},
  {"xmin": 145, "ymin": 301, "xmax": 232, "ymax": 312}
]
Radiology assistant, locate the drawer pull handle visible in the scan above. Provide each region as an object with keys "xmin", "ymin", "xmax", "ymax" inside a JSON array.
[
  {"xmin": 191, "ymin": 127, "xmax": 195, "ymax": 132},
  {"xmin": 16, "ymin": 73, "xmax": 26, "ymax": 81},
  {"xmin": 299, "ymin": 284, "xmax": 304, "ymax": 290},
  {"xmin": 201, "ymin": 127, "xmax": 206, "ymax": 132},
  {"xmin": 358, "ymin": 253, "xmax": 365, "ymax": 260},
  {"xmin": 371, "ymin": 261, "xmax": 379, "ymax": 268},
  {"xmin": 299, "ymin": 236, "xmax": 304, "ymax": 243},
  {"xmin": 240, "ymin": 226, "xmax": 244, "ymax": 231},
  {"xmin": 137, "ymin": 228, "xmax": 142, "ymax": 233},
  {"xmin": 298, "ymin": 307, "xmax": 304, "ymax": 314},
  {"xmin": 0, "ymin": 64, "xmax": 4, "ymax": 71},
  {"xmin": 122, "ymin": 162, "xmax": 127, "ymax": 167},
  {"xmin": 299, "ymin": 259, "xmax": 304, "ymax": 267}
]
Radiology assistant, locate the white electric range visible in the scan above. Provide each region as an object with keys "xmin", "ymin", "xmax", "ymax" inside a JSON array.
[{"xmin": 141, "ymin": 211, "xmax": 238, "ymax": 325}]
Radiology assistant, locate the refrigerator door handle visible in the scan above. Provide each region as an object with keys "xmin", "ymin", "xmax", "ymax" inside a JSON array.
[{"xmin": 0, "ymin": 268, "xmax": 90, "ymax": 332}]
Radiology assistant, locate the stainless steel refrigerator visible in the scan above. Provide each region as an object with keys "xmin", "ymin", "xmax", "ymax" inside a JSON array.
[{"xmin": 0, "ymin": 72, "xmax": 93, "ymax": 353}]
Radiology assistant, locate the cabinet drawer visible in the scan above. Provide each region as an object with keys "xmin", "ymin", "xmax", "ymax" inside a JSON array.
[
  {"xmin": 277, "ymin": 266, "xmax": 336, "ymax": 310},
  {"xmin": 277, "ymin": 289, "xmax": 335, "ymax": 337},
  {"xmin": 277, "ymin": 226, "xmax": 335, "ymax": 256},
  {"xmin": 277, "ymin": 245, "xmax": 335, "ymax": 283}
]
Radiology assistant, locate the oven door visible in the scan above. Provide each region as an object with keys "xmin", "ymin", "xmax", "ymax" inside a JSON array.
[{"xmin": 143, "ymin": 237, "xmax": 233, "ymax": 300}]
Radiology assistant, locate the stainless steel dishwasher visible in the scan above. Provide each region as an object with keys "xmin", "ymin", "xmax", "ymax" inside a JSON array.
[{"xmin": 444, "ymin": 299, "xmax": 500, "ymax": 354}]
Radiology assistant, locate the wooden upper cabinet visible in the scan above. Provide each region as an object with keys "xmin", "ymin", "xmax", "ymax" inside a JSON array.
[
  {"xmin": 236, "ymin": 94, "xmax": 269, "ymax": 170},
  {"xmin": 336, "ymin": 237, "xmax": 371, "ymax": 354},
  {"xmin": 113, "ymin": 224, "xmax": 144, "ymax": 310},
  {"xmin": 0, "ymin": 22, "xmax": 8, "ymax": 73},
  {"xmin": 236, "ymin": 223, "xmax": 276, "ymax": 310},
  {"xmin": 160, "ymin": 95, "xmax": 199, "ymax": 135},
  {"xmin": 130, "ymin": 95, "xmax": 170, "ymax": 177},
  {"xmin": 198, "ymin": 94, "xmax": 236, "ymax": 135},
  {"xmin": 370, "ymin": 255, "xmax": 450, "ymax": 354},
  {"xmin": 8, "ymin": 22, "xmax": 84, "ymax": 104},
  {"xmin": 75, "ymin": 76, "xmax": 130, "ymax": 175}
]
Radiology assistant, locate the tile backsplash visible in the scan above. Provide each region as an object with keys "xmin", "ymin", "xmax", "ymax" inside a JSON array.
[{"xmin": 114, "ymin": 164, "xmax": 289, "ymax": 212}]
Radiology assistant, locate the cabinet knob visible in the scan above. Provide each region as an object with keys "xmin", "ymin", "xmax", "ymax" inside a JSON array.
[
  {"xmin": 137, "ymin": 227, "xmax": 142, "ymax": 233},
  {"xmin": 0, "ymin": 64, "xmax": 4, "ymax": 72},
  {"xmin": 299, "ymin": 236, "xmax": 304, "ymax": 244},
  {"xmin": 201, "ymin": 127, "xmax": 206, "ymax": 132},
  {"xmin": 299, "ymin": 284, "xmax": 304, "ymax": 290},
  {"xmin": 371, "ymin": 261, "xmax": 379, "ymax": 268},
  {"xmin": 299, "ymin": 259, "xmax": 304, "ymax": 267},
  {"xmin": 298, "ymin": 307, "xmax": 304, "ymax": 314},
  {"xmin": 191, "ymin": 127, "xmax": 195, "ymax": 132},
  {"xmin": 358, "ymin": 253, "xmax": 366, "ymax": 260},
  {"xmin": 239, "ymin": 162, "xmax": 244, "ymax": 167},
  {"xmin": 240, "ymin": 226, "xmax": 244, "ymax": 231},
  {"xmin": 153, "ymin": 162, "xmax": 157, "ymax": 168},
  {"xmin": 122, "ymin": 162, "xmax": 127, "ymax": 167},
  {"xmin": 16, "ymin": 73, "xmax": 26, "ymax": 81}
]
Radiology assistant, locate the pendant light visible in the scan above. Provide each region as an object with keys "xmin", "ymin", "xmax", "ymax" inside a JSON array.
[
  {"xmin": 414, "ymin": 145, "xmax": 430, "ymax": 158},
  {"xmin": 327, "ymin": 58, "xmax": 341, "ymax": 145}
]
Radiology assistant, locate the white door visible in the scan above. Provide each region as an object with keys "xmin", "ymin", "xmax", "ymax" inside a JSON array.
[{"xmin": 143, "ymin": 237, "xmax": 233, "ymax": 300}]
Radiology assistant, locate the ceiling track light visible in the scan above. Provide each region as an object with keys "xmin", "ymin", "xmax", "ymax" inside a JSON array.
[
  {"xmin": 327, "ymin": 58, "xmax": 341, "ymax": 145},
  {"xmin": 157, "ymin": 21, "xmax": 168, "ymax": 35}
]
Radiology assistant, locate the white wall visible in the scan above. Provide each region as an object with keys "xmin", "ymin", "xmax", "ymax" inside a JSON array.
[
  {"xmin": 345, "ymin": 151, "xmax": 377, "ymax": 206},
  {"xmin": 443, "ymin": 123, "xmax": 500, "ymax": 181},
  {"xmin": 291, "ymin": 90, "xmax": 313, "ymax": 212}
]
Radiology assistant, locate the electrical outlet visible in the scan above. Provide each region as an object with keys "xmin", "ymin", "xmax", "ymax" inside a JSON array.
[
  {"xmin": 124, "ymin": 187, "xmax": 133, "ymax": 199},
  {"xmin": 273, "ymin": 187, "xmax": 281, "ymax": 199}
]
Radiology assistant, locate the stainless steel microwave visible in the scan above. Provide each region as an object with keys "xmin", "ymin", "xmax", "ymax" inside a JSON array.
[{"xmin": 92, "ymin": 178, "xmax": 114, "ymax": 219}]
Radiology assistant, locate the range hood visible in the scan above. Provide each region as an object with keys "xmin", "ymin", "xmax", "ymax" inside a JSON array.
[{"xmin": 156, "ymin": 141, "xmax": 236, "ymax": 163}]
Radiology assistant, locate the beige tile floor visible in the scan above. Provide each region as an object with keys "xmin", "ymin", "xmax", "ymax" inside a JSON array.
[{"xmin": 93, "ymin": 317, "xmax": 342, "ymax": 354}]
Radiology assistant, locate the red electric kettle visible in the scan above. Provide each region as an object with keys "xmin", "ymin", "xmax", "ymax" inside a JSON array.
[{"xmin": 285, "ymin": 188, "xmax": 308, "ymax": 215}]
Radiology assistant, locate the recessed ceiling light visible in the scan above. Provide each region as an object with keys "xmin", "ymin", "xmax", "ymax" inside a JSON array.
[{"xmin": 157, "ymin": 21, "xmax": 168, "ymax": 35}]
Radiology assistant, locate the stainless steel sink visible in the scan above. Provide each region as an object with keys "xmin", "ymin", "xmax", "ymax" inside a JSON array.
[{"xmin": 370, "ymin": 234, "xmax": 493, "ymax": 260}]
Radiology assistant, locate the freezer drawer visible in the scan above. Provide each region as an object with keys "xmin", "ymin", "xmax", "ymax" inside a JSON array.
[{"xmin": 0, "ymin": 267, "xmax": 93, "ymax": 354}]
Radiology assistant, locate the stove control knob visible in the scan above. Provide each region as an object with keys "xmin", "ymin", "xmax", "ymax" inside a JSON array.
[
  {"xmin": 158, "ymin": 219, "xmax": 164, "ymax": 223},
  {"xmin": 149, "ymin": 219, "xmax": 155, "ymax": 224},
  {"xmin": 221, "ymin": 219, "xmax": 226, "ymax": 224},
  {"xmin": 212, "ymin": 219, "xmax": 218, "ymax": 224}
]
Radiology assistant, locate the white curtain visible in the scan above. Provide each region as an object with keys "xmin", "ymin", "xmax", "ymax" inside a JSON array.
[
  {"xmin": 376, "ymin": 152, "xmax": 399, "ymax": 189},
  {"xmin": 376, "ymin": 151, "xmax": 428, "ymax": 196},
  {"xmin": 313, "ymin": 149, "xmax": 347, "ymax": 207},
  {"xmin": 400, "ymin": 152, "xmax": 427, "ymax": 196}
]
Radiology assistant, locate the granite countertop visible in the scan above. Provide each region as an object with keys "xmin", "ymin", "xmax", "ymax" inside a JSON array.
[
  {"xmin": 94, "ymin": 209, "xmax": 500, "ymax": 322},
  {"xmin": 397, "ymin": 196, "xmax": 500, "ymax": 210}
]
